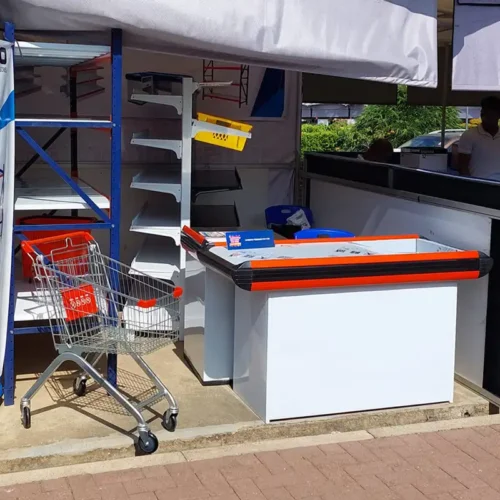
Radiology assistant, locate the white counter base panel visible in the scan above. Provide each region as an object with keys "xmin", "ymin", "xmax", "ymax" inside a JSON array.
[
  {"xmin": 233, "ymin": 283, "xmax": 457, "ymax": 423},
  {"xmin": 310, "ymin": 179, "xmax": 491, "ymax": 389}
]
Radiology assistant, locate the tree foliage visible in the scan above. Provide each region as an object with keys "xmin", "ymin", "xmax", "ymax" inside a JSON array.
[
  {"xmin": 301, "ymin": 86, "xmax": 464, "ymax": 156},
  {"xmin": 354, "ymin": 87, "xmax": 462, "ymax": 147},
  {"xmin": 466, "ymin": 118, "xmax": 481, "ymax": 128}
]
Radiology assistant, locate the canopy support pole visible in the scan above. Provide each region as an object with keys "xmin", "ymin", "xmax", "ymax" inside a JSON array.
[{"xmin": 440, "ymin": 45, "xmax": 451, "ymax": 148}]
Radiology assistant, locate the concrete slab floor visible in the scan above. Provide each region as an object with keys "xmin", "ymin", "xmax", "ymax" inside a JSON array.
[
  {"xmin": 0, "ymin": 334, "xmax": 258, "ymax": 451},
  {"xmin": 0, "ymin": 333, "xmax": 491, "ymax": 457}
]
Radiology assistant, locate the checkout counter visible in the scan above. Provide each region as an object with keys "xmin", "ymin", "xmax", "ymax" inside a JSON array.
[
  {"xmin": 182, "ymin": 225, "xmax": 492, "ymax": 423},
  {"xmin": 304, "ymin": 151, "xmax": 500, "ymax": 402}
]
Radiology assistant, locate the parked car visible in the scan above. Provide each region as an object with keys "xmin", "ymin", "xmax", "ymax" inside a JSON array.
[{"xmin": 394, "ymin": 129, "xmax": 464, "ymax": 152}]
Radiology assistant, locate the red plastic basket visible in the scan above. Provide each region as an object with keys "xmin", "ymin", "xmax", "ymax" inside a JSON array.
[
  {"xmin": 21, "ymin": 231, "xmax": 96, "ymax": 280},
  {"xmin": 18, "ymin": 216, "xmax": 97, "ymax": 279}
]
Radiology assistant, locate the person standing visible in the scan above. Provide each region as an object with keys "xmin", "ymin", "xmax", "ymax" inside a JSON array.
[
  {"xmin": 458, "ymin": 96, "xmax": 500, "ymax": 181},
  {"xmin": 359, "ymin": 138, "xmax": 394, "ymax": 164}
]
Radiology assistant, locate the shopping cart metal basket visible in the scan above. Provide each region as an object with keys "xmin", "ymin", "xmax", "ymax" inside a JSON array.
[{"xmin": 19, "ymin": 232, "xmax": 183, "ymax": 454}]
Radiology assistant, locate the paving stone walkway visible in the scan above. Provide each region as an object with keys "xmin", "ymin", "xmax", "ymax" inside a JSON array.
[{"xmin": 4, "ymin": 425, "xmax": 500, "ymax": 499}]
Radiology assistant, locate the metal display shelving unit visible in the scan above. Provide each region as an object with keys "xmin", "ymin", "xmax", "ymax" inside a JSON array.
[
  {"xmin": 202, "ymin": 60, "xmax": 250, "ymax": 107},
  {"xmin": 2, "ymin": 22, "xmax": 123, "ymax": 406},
  {"xmin": 126, "ymin": 72, "xmax": 251, "ymax": 335}
]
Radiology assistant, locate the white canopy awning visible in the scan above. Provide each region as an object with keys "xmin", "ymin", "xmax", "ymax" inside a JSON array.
[
  {"xmin": 452, "ymin": 0, "xmax": 500, "ymax": 91},
  {"xmin": 2, "ymin": 0, "xmax": 439, "ymax": 88}
]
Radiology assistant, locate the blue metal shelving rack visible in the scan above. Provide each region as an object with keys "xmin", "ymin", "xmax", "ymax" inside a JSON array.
[{"xmin": 2, "ymin": 22, "xmax": 122, "ymax": 406}]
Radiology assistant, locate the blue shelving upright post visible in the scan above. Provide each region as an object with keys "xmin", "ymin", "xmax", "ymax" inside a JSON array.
[{"xmin": 107, "ymin": 28, "xmax": 123, "ymax": 387}]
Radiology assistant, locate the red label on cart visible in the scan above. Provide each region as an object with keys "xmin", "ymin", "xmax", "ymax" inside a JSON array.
[{"xmin": 61, "ymin": 284, "xmax": 98, "ymax": 321}]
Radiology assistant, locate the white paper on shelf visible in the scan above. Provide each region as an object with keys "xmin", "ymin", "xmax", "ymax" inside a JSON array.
[
  {"xmin": 0, "ymin": 40, "xmax": 15, "ymax": 378},
  {"xmin": 3, "ymin": 0, "xmax": 438, "ymax": 87}
]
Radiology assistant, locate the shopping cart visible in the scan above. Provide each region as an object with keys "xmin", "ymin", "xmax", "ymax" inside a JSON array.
[{"xmin": 19, "ymin": 232, "xmax": 183, "ymax": 454}]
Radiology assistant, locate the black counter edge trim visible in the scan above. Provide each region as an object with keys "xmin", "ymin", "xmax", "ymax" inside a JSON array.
[
  {"xmin": 479, "ymin": 253, "xmax": 494, "ymax": 278},
  {"xmin": 197, "ymin": 250, "xmax": 242, "ymax": 282},
  {"xmin": 234, "ymin": 258, "xmax": 480, "ymax": 284},
  {"xmin": 305, "ymin": 153, "xmax": 500, "ymax": 212},
  {"xmin": 192, "ymin": 249, "xmax": 488, "ymax": 292},
  {"xmin": 180, "ymin": 235, "xmax": 200, "ymax": 254},
  {"xmin": 307, "ymin": 154, "xmax": 389, "ymax": 188},
  {"xmin": 180, "ymin": 235, "xmax": 198, "ymax": 254},
  {"xmin": 180, "ymin": 233, "xmax": 211, "ymax": 253}
]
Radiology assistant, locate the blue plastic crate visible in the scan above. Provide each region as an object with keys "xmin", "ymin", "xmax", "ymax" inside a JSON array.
[
  {"xmin": 294, "ymin": 228, "xmax": 354, "ymax": 239},
  {"xmin": 265, "ymin": 205, "xmax": 314, "ymax": 227}
]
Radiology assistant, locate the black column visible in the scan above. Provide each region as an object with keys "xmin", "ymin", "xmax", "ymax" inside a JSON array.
[{"xmin": 483, "ymin": 219, "xmax": 500, "ymax": 396}]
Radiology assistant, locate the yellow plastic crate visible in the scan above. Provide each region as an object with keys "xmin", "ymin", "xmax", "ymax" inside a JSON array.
[{"xmin": 194, "ymin": 113, "xmax": 253, "ymax": 152}]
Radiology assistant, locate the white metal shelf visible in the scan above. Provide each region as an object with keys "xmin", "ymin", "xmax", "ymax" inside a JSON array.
[
  {"xmin": 131, "ymin": 120, "xmax": 251, "ymax": 159},
  {"xmin": 131, "ymin": 168, "xmax": 242, "ymax": 201},
  {"xmin": 130, "ymin": 203, "xmax": 181, "ymax": 245},
  {"xmin": 129, "ymin": 81, "xmax": 233, "ymax": 112},
  {"xmin": 15, "ymin": 178, "xmax": 110, "ymax": 211},
  {"xmin": 14, "ymin": 41, "xmax": 109, "ymax": 68},
  {"xmin": 130, "ymin": 94, "xmax": 183, "ymax": 114},
  {"xmin": 131, "ymin": 133, "xmax": 182, "ymax": 158},
  {"xmin": 130, "ymin": 236, "xmax": 180, "ymax": 281},
  {"xmin": 130, "ymin": 203, "xmax": 240, "ymax": 244},
  {"xmin": 131, "ymin": 169, "xmax": 181, "ymax": 201}
]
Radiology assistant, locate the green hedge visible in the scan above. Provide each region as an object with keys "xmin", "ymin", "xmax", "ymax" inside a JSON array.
[
  {"xmin": 301, "ymin": 124, "xmax": 368, "ymax": 157},
  {"xmin": 301, "ymin": 124, "xmax": 369, "ymax": 154},
  {"xmin": 301, "ymin": 87, "xmax": 463, "ymax": 157}
]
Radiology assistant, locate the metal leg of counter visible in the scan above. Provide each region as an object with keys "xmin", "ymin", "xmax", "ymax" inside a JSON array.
[
  {"xmin": 184, "ymin": 253, "xmax": 235, "ymax": 384},
  {"xmin": 233, "ymin": 283, "xmax": 457, "ymax": 423}
]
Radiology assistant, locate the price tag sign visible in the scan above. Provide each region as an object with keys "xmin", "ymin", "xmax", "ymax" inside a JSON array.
[{"xmin": 226, "ymin": 230, "xmax": 275, "ymax": 250}]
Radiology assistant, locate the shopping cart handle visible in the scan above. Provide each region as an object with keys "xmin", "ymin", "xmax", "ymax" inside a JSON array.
[{"xmin": 136, "ymin": 286, "xmax": 182, "ymax": 308}]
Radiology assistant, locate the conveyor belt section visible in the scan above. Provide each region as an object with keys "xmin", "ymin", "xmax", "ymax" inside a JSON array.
[{"xmin": 181, "ymin": 227, "xmax": 493, "ymax": 292}]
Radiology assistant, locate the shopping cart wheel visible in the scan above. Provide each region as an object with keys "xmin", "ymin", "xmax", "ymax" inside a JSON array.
[
  {"xmin": 137, "ymin": 431, "xmax": 159, "ymax": 455},
  {"xmin": 162, "ymin": 412, "xmax": 177, "ymax": 432},
  {"xmin": 73, "ymin": 378, "xmax": 87, "ymax": 397},
  {"xmin": 21, "ymin": 406, "xmax": 31, "ymax": 429}
]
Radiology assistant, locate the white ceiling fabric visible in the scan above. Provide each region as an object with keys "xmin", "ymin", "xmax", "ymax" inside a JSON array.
[
  {"xmin": 3, "ymin": 0, "xmax": 438, "ymax": 87},
  {"xmin": 453, "ymin": 0, "xmax": 500, "ymax": 91}
]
